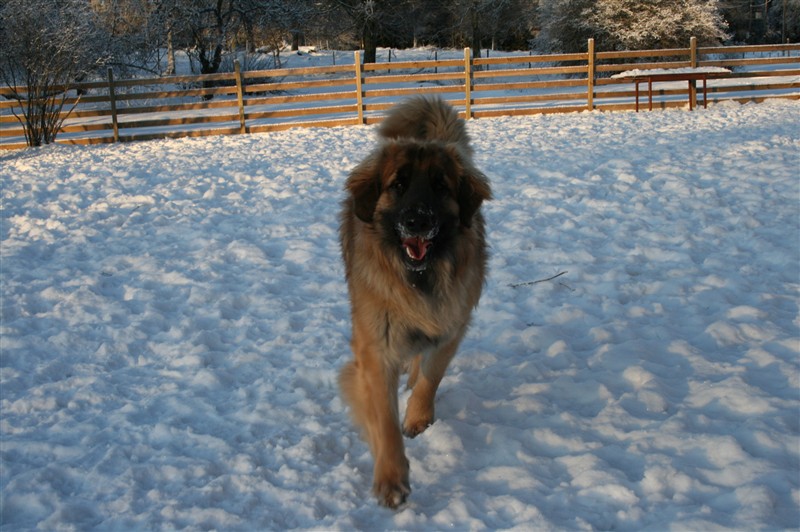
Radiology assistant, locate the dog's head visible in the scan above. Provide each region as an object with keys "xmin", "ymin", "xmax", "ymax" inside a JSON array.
[{"xmin": 346, "ymin": 140, "xmax": 491, "ymax": 272}]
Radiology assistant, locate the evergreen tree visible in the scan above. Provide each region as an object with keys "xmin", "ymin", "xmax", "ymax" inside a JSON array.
[
  {"xmin": 535, "ymin": 0, "xmax": 729, "ymax": 53},
  {"xmin": 587, "ymin": 0, "xmax": 729, "ymax": 50}
]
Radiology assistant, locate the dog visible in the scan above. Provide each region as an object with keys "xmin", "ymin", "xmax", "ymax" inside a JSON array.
[{"xmin": 339, "ymin": 96, "xmax": 491, "ymax": 508}]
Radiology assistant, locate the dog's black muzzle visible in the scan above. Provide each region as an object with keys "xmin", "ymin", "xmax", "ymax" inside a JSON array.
[{"xmin": 397, "ymin": 207, "xmax": 440, "ymax": 270}]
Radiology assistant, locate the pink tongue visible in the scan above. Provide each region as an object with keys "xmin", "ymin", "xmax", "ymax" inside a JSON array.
[{"xmin": 403, "ymin": 237, "xmax": 431, "ymax": 261}]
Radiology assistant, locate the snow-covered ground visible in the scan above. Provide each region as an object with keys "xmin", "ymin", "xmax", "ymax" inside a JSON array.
[{"xmin": 1, "ymin": 99, "xmax": 799, "ymax": 530}]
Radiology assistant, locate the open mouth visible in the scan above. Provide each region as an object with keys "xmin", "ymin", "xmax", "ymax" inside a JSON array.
[
  {"xmin": 396, "ymin": 214, "xmax": 439, "ymax": 271},
  {"xmin": 402, "ymin": 236, "xmax": 432, "ymax": 262}
]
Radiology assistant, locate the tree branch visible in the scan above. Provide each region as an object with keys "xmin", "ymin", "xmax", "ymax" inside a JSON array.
[{"xmin": 509, "ymin": 271, "xmax": 568, "ymax": 288}]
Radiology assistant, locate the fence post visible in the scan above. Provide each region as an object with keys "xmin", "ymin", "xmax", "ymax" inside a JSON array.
[
  {"xmin": 587, "ymin": 38, "xmax": 595, "ymax": 111},
  {"xmin": 689, "ymin": 36, "xmax": 698, "ymax": 109},
  {"xmin": 354, "ymin": 51, "xmax": 365, "ymax": 124},
  {"xmin": 234, "ymin": 60, "xmax": 246, "ymax": 134},
  {"xmin": 463, "ymin": 47, "xmax": 472, "ymax": 120},
  {"xmin": 107, "ymin": 68, "xmax": 119, "ymax": 143}
]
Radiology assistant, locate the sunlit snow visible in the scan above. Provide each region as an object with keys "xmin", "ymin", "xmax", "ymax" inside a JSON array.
[{"xmin": 1, "ymin": 99, "xmax": 798, "ymax": 530}]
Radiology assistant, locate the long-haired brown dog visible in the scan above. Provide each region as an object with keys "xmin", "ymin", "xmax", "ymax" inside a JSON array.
[{"xmin": 339, "ymin": 96, "xmax": 491, "ymax": 508}]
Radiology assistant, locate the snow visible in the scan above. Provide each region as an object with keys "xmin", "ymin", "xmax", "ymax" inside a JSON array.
[
  {"xmin": 612, "ymin": 67, "xmax": 732, "ymax": 78},
  {"xmin": 2, "ymin": 99, "xmax": 799, "ymax": 530}
]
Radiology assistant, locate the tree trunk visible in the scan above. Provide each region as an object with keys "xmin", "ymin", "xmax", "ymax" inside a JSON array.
[
  {"xmin": 363, "ymin": 19, "xmax": 377, "ymax": 64},
  {"xmin": 245, "ymin": 20, "xmax": 255, "ymax": 53},
  {"xmin": 291, "ymin": 31, "xmax": 303, "ymax": 51},
  {"xmin": 471, "ymin": 5, "xmax": 481, "ymax": 60},
  {"xmin": 166, "ymin": 30, "xmax": 176, "ymax": 75}
]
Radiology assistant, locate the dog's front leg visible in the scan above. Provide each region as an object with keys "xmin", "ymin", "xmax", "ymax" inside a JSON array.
[
  {"xmin": 340, "ymin": 326, "xmax": 410, "ymax": 508},
  {"xmin": 368, "ymin": 358, "xmax": 409, "ymax": 509},
  {"xmin": 403, "ymin": 334, "xmax": 461, "ymax": 438}
]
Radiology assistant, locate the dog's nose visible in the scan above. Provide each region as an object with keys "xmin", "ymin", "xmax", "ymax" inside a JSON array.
[{"xmin": 400, "ymin": 208, "xmax": 435, "ymax": 235}]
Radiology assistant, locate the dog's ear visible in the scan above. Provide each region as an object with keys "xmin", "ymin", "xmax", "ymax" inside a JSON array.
[
  {"xmin": 347, "ymin": 144, "xmax": 406, "ymax": 223},
  {"xmin": 457, "ymin": 165, "xmax": 491, "ymax": 228},
  {"xmin": 346, "ymin": 152, "xmax": 383, "ymax": 223},
  {"xmin": 443, "ymin": 144, "xmax": 491, "ymax": 228}
]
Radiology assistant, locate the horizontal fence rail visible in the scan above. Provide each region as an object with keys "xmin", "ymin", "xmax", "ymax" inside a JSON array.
[{"xmin": 1, "ymin": 40, "xmax": 799, "ymax": 149}]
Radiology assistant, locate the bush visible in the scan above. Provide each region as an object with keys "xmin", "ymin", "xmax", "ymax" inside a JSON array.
[{"xmin": 0, "ymin": 0, "xmax": 109, "ymax": 146}]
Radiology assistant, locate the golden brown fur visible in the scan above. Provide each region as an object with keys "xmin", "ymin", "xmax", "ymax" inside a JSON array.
[{"xmin": 339, "ymin": 96, "xmax": 491, "ymax": 508}]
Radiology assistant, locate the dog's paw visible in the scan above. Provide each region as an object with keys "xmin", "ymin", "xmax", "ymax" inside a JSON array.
[
  {"xmin": 402, "ymin": 398, "xmax": 434, "ymax": 438},
  {"xmin": 373, "ymin": 457, "xmax": 410, "ymax": 509},
  {"xmin": 402, "ymin": 417, "xmax": 433, "ymax": 438},
  {"xmin": 373, "ymin": 475, "xmax": 411, "ymax": 509}
]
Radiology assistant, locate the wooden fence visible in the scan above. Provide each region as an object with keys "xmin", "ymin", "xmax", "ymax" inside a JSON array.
[{"xmin": 1, "ymin": 39, "xmax": 799, "ymax": 150}]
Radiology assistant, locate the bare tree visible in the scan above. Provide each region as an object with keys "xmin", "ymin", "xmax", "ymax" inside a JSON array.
[
  {"xmin": 168, "ymin": 0, "xmax": 307, "ymax": 73},
  {"xmin": 328, "ymin": 0, "xmax": 415, "ymax": 63},
  {"xmin": 447, "ymin": 0, "xmax": 534, "ymax": 58},
  {"xmin": 333, "ymin": 0, "xmax": 382, "ymax": 63},
  {"xmin": 0, "ymin": 0, "xmax": 109, "ymax": 147},
  {"xmin": 533, "ymin": 0, "xmax": 596, "ymax": 53},
  {"xmin": 247, "ymin": 0, "xmax": 318, "ymax": 64},
  {"xmin": 174, "ymin": 0, "xmax": 243, "ymax": 75},
  {"xmin": 94, "ymin": 0, "xmax": 174, "ymax": 75}
]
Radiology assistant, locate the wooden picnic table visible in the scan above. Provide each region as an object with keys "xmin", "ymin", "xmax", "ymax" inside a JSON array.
[{"xmin": 613, "ymin": 68, "xmax": 731, "ymax": 112}]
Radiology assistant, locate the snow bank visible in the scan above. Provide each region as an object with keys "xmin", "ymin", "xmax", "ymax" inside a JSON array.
[
  {"xmin": 1, "ymin": 100, "xmax": 799, "ymax": 530},
  {"xmin": 612, "ymin": 67, "xmax": 731, "ymax": 78}
]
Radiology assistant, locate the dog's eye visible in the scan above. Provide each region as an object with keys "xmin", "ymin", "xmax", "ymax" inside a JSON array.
[
  {"xmin": 390, "ymin": 179, "xmax": 406, "ymax": 194},
  {"xmin": 432, "ymin": 175, "xmax": 449, "ymax": 194}
]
